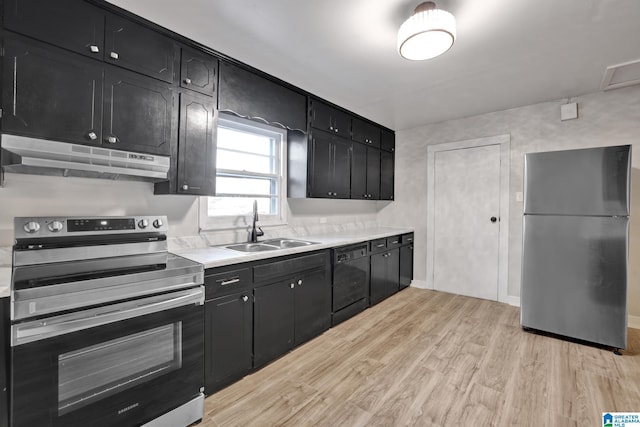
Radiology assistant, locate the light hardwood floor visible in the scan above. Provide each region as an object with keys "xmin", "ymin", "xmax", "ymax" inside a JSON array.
[{"xmin": 202, "ymin": 287, "xmax": 640, "ymax": 426}]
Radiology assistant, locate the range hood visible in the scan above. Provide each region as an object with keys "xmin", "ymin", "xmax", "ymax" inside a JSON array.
[{"xmin": 1, "ymin": 134, "xmax": 170, "ymax": 181}]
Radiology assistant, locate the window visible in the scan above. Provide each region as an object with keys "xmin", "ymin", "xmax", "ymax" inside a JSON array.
[{"xmin": 199, "ymin": 114, "xmax": 287, "ymax": 230}]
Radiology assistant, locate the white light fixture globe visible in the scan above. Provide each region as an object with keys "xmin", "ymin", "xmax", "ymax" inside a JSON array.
[{"xmin": 398, "ymin": 1, "xmax": 456, "ymax": 61}]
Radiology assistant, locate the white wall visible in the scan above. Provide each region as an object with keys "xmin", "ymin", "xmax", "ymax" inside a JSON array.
[{"xmin": 378, "ymin": 85, "xmax": 640, "ymax": 317}]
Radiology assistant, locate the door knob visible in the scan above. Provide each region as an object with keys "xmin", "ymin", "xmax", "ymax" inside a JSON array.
[{"xmin": 490, "ymin": 216, "xmax": 498, "ymax": 223}]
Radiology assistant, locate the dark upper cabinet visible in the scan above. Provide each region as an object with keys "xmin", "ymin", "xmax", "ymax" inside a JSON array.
[
  {"xmin": 3, "ymin": 0, "xmax": 105, "ymax": 60},
  {"xmin": 175, "ymin": 92, "xmax": 216, "ymax": 195},
  {"xmin": 308, "ymin": 132, "xmax": 351, "ymax": 199},
  {"xmin": 294, "ymin": 268, "xmax": 331, "ymax": 345},
  {"xmin": 1, "ymin": 35, "xmax": 103, "ymax": 145},
  {"xmin": 381, "ymin": 128, "xmax": 395, "ymax": 153},
  {"xmin": 352, "ymin": 118, "xmax": 380, "ymax": 148},
  {"xmin": 370, "ymin": 248, "xmax": 400, "ymax": 305},
  {"xmin": 180, "ymin": 48, "xmax": 218, "ymax": 96},
  {"xmin": 380, "ymin": 150, "xmax": 395, "ymax": 201},
  {"xmin": 253, "ymin": 280, "xmax": 295, "ymax": 368},
  {"xmin": 204, "ymin": 292, "xmax": 253, "ymax": 394},
  {"xmin": 219, "ymin": 61, "xmax": 307, "ymax": 131},
  {"xmin": 351, "ymin": 143, "xmax": 380, "ymax": 200},
  {"xmin": 105, "ymin": 13, "xmax": 177, "ymax": 83},
  {"xmin": 103, "ymin": 66, "xmax": 174, "ymax": 155},
  {"xmin": 309, "ymin": 98, "xmax": 351, "ymax": 139}
]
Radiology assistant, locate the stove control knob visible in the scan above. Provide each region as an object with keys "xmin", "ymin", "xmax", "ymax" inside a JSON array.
[
  {"xmin": 48, "ymin": 221, "xmax": 64, "ymax": 232},
  {"xmin": 138, "ymin": 219, "xmax": 149, "ymax": 229},
  {"xmin": 153, "ymin": 219, "xmax": 164, "ymax": 229},
  {"xmin": 24, "ymin": 221, "xmax": 41, "ymax": 233}
]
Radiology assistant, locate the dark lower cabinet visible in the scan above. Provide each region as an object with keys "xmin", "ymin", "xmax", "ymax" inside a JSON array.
[
  {"xmin": 205, "ymin": 292, "xmax": 253, "ymax": 394},
  {"xmin": 103, "ymin": 66, "xmax": 174, "ymax": 155},
  {"xmin": 253, "ymin": 281, "xmax": 295, "ymax": 368},
  {"xmin": 1, "ymin": 298, "xmax": 7, "ymax": 427},
  {"xmin": 293, "ymin": 268, "xmax": 331, "ymax": 345},
  {"xmin": 400, "ymin": 244, "xmax": 414, "ymax": 288},
  {"xmin": 1, "ymin": 35, "xmax": 103, "ymax": 145},
  {"xmin": 370, "ymin": 248, "xmax": 400, "ymax": 305}
]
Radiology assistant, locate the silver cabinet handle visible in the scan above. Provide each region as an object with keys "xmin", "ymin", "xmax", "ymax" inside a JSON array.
[
  {"xmin": 392, "ymin": 240, "xmax": 399, "ymax": 244},
  {"xmin": 335, "ymin": 128, "xmax": 339, "ymax": 133},
  {"xmin": 87, "ymin": 131, "xmax": 97, "ymax": 141},
  {"xmin": 327, "ymin": 192, "xmax": 332, "ymax": 196},
  {"xmin": 220, "ymin": 277, "xmax": 240, "ymax": 286},
  {"xmin": 290, "ymin": 283, "xmax": 295, "ymax": 289},
  {"xmin": 105, "ymin": 136, "xmax": 118, "ymax": 144},
  {"xmin": 329, "ymin": 126, "xmax": 334, "ymax": 131},
  {"xmin": 184, "ymin": 78, "xmax": 192, "ymax": 85},
  {"xmin": 297, "ymin": 279, "xmax": 303, "ymax": 285},
  {"xmin": 110, "ymin": 51, "xmax": 119, "ymax": 60},
  {"xmin": 89, "ymin": 45, "xmax": 100, "ymax": 53},
  {"xmin": 376, "ymin": 244, "xmax": 385, "ymax": 248},
  {"xmin": 182, "ymin": 184, "xmax": 189, "ymax": 191},
  {"xmin": 242, "ymin": 295, "xmax": 249, "ymax": 302}
]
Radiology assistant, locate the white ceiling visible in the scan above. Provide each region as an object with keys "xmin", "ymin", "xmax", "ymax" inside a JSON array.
[{"xmin": 107, "ymin": 0, "xmax": 640, "ymax": 131}]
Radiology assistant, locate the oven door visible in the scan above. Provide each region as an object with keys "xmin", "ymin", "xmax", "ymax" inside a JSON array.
[{"xmin": 10, "ymin": 287, "xmax": 204, "ymax": 427}]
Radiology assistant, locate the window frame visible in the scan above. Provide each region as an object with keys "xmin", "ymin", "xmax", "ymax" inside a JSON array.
[{"xmin": 199, "ymin": 114, "xmax": 288, "ymax": 231}]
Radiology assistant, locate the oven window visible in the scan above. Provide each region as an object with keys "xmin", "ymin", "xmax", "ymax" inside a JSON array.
[{"xmin": 58, "ymin": 322, "xmax": 183, "ymax": 415}]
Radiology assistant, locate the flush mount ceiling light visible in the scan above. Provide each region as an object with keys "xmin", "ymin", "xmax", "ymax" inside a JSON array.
[{"xmin": 398, "ymin": 1, "xmax": 456, "ymax": 61}]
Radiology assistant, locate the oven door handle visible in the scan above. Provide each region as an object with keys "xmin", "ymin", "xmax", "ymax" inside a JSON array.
[{"xmin": 12, "ymin": 287, "xmax": 204, "ymax": 346}]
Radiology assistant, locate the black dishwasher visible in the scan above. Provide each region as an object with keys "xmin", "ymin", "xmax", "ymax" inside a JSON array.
[{"xmin": 332, "ymin": 243, "xmax": 369, "ymax": 325}]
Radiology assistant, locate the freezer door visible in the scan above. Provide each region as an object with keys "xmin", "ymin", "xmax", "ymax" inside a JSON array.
[
  {"xmin": 524, "ymin": 145, "xmax": 630, "ymax": 216},
  {"xmin": 521, "ymin": 215, "xmax": 628, "ymax": 349}
]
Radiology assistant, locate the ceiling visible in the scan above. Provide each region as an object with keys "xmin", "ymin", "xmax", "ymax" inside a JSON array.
[{"xmin": 107, "ymin": 0, "xmax": 640, "ymax": 131}]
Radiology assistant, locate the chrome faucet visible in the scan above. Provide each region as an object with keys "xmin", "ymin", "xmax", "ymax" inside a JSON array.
[{"xmin": 248, "ymin": 200, "xmax": 264, "ymax": 243}]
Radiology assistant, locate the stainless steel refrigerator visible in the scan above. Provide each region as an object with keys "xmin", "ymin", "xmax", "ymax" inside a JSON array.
[{"xmin": 521, "ymin": 145, "xmax": 631, "ymax": 350}]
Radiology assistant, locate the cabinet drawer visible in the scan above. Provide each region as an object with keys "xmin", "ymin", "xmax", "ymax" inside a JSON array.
[
  {"xmin": 253, "ymin": 251, "xmax": 330, "ymax": 284},
  {"xmin": 387, "ymin": 235, "xmax": 402, "ymax": 249},
  {"xmin": 402, "ymin": 233, "xmax": 414, "ymax": 245},
  {"xmin": 205, "ymin": 267, "xmax": 252, "ymax": 299},
  {"xmin": 370, "ymin": 238, "xmax": 387, "ymax": 253}
]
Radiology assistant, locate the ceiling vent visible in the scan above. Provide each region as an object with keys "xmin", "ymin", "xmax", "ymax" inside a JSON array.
[{"xmin": 600, "ymin": 59, "xmax": 640, "ymax": 91}]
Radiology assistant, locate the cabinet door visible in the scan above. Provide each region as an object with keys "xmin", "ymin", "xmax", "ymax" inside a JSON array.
[
  {"xmin": 370, "ymin": 252, "xmax": 387, "ymax": 305},
  {"xmin": 350, "ymin": 143, "xmax": 368, "ymax": 199},
  {"xmin": 386, "ymin": 248, "xmax": 400, "ymax": 297},
  {"xmin": 254, "ymin": 281, "xmax": 294, "ymax": 368},
  {"xmin": 308, "ymin": 132, "xmax": 334, "ymax": 198},
  {"xmin": 294, "ymin": 268, "xmax": 331, "ymax": 345},
  {"xmin": 205, "ymin": 292, "xmax": 252, "ymax": 394},
  {"xmin": 2, "ymin": 35, "xmax": 103, "ymax": 146},
  {"xmin": 380, "ymin": 150, "xmax": 395, "ymax": 201},
  {"xmin": 177, "ymin": 93, "xmax": 216, "ymax": 195},
  {"xmin": 105, "ymin": 14, "xmax": 177, "ymax": 83},
  {"xmin": 309, "ymin": 99, "xmax": 350, "ymax": 138},
  {"xmin": 103, "ymin": 67, "xmax": 173, "ymax": 155},
  {"xmin": 332, "ymin": 137, "xmax": 352, "ymax": 199},
  {"xmin": 219, "ymin": 62, "xmax": 307, "ymax": 131},
  {"xmin": 366, "ymin": 148, "xmax": 381, "ymax": 200},
  {"xmin": 180, "ymin": 48, "xmax": 218, "ymax": 96},
  {"xmin": 352, "ymin": 118, "xmax": 380, "ymax": 148},
  {"xmin": 400, "ymin": 244, "xmax": 414, "ymax": 288},
  {"xmin": 3, "ymin": 0, "xmax": 105, "ymax": 60},
  {"xmin": 381, "ymin": 128, "xmax": 395, "ymax": 153}
]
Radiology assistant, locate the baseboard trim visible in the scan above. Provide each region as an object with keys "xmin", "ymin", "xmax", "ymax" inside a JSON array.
[
  {"xmin": 629, "ymin": 315, "xmax": 640, "ymax": 330},
  {"xmin": 508, "ymin": 296, "xmax": 521, "ymax": 307},
  {"xmin": 409, "ymin": 280, "xmax": 429, "ymax": 289}
]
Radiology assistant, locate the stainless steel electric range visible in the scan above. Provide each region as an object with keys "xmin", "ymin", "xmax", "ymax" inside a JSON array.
[{"xmin": 8, "ymin": 216, "xmax": 204, "ymax": 427}]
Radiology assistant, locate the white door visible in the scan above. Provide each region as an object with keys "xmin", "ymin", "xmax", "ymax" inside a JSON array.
[{"xmin": 433, "ymin": 144, "xmax": 501, "ymax": 300}]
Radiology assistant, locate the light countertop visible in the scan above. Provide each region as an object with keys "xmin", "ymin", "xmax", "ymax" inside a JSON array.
[{"xmin": 173, "ymin": 227, "xmax": 413, "ymax": 269}]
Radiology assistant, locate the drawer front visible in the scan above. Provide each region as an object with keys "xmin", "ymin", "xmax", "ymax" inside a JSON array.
[
  {"xmin": 402, "ymin": 233, "xmax": 414, "ymax": 245},
  {"xmin": 253, "ymin": 251, "xmax": 330, "ymax": 284},
  {"xmin": 387, "ymin": 235, "xmax": 402, "ymax": 249},
  {"xmin": 369, "ymin": 238, "xmax": 387, "ymax": 253},
  {"xmin": 205, "ymin": 267, "xmax": 252, "ymax": 299}
]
